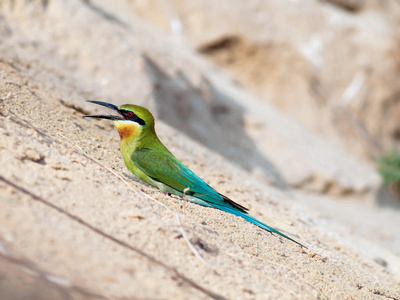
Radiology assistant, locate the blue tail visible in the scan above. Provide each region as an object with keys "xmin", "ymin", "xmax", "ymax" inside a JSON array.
[{"xmin": 212, "ymin": 204, "xmax": 306, "ymax": 248}]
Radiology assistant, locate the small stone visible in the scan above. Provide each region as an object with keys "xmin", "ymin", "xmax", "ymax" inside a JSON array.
[{"xmin": 25, "ymin": 148, "xmax": 44, "ymax": 163}]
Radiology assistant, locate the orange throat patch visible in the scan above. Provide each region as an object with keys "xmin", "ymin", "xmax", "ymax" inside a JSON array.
[{"xmin": 113, "ymin": 121, "xmax": 140, "ymax": 140}]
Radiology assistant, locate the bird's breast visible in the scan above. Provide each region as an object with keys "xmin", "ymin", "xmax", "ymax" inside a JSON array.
[{"xmin": 113, "ymin": 121, "xmax": 141, "ymax": 140}]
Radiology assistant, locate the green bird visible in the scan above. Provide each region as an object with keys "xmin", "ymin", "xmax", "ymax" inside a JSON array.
[{"xmin": 84, "ymin": 101, "xmax": 305, "ymax": 248}]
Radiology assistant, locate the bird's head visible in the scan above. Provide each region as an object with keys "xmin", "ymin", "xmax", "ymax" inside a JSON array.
[{"xmin": 83, "ymin": 100, "xmax": 155, "ymax": 140}]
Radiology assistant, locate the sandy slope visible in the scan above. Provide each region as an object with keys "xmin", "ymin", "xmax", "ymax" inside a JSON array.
[{"xmin": 0, "ymin": 1, "xmax": 399, "ymax": 299}]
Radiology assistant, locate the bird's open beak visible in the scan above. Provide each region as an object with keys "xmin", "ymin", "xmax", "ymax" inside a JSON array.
[{"xmin": 83, "ymin": 100, "xmax": 124, "ymax": 121}]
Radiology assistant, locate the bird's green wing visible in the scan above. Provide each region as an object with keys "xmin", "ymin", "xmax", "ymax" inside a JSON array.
[
  {"xmin": 130, "ymin": 147, "xmax": 247, "ymax": 212},
  {"xmin": 131, "ymin": 147, "xmax": 218, "ymax": 195}
]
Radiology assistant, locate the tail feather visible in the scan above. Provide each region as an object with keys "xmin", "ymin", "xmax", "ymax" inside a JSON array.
[{"xmin": 212, "ymin": 204, "xmax": 306, "ymax": 248}]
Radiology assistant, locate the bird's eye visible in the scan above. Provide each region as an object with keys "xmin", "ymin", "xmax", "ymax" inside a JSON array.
[{"xmin": 127, "ymin": 111, "xmax": 134, "ymax": 117}]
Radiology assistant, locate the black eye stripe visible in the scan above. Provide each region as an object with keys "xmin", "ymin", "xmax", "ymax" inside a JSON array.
[{"xmin": 120, "ymin": 110, "xmax": 146, "ymax": 125}]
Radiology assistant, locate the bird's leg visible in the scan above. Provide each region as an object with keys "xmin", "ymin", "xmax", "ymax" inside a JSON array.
[{"xmin": 182, "ymin": 187, "xmax": 190, "ymax": 211}]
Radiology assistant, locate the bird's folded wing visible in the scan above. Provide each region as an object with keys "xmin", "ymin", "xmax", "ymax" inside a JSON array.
[
  {"xmin": 131, "ymin": 147, "xmax": 248, "ymax": 212},
  {"xmin": 131, "ymin": 147, "xmax": 216, "ymax": 195}
]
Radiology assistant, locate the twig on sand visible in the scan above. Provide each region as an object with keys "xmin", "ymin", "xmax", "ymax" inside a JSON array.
[{"xmin": 176, "ymin": 214, "xmax": 219, "ymax": 275}]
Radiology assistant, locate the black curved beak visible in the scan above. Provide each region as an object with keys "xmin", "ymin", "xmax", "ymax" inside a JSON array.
[{"xmin": 83, "ymin": 100, "xmax": 124, "ymax": 121}]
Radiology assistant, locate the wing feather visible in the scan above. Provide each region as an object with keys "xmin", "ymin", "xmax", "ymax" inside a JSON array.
[{"xmin": 131, "ymin": 147, "xmax": 248, "ymax": 212}]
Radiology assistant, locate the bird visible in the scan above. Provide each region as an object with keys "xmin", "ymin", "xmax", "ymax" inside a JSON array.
[{"xmin": 84, "ymin": 100, "xmax": 305, "ymax": 248}]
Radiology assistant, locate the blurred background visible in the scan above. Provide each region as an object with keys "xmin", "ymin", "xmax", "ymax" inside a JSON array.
[
  {"xmin": 137, "ymin": 0, "xmax": 400, "ymax": 194},
  {"xmin": 118, "ymin": 0, "xmax": 400, "ymax": 198}
]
